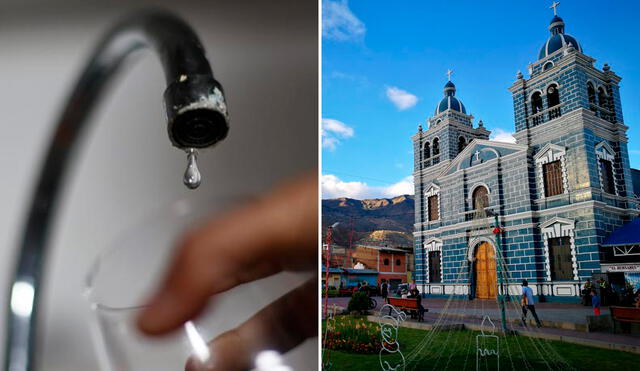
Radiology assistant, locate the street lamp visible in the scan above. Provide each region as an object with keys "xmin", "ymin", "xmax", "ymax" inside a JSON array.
[
  {"xmin": 324, "ymin": 222, "xmax": 340, "ymax": 319},
  {"xmin": 485, "ymin": 209, "xmax": 508, "ymax": 333}
]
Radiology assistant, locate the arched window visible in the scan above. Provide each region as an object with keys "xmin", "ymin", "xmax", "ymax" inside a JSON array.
[
  {"xmin": 543, "ymin": 62, "xmax": 554, "ymax": 71},
  {"xmin": 547, "ymin": 84, "xmax": 561, "ymax": 120},
  {"xmin": 458, "ymin": 136, "xmax": 467, "ymax": 153},
  {"xmin": 531, "ymin": 92, "xmax": 543, "ymax": 114},
  {"xmin": 395, "ymin": 259, "xmax": 401, "ymax": 266},
  {"xmin": 432, "ymin": 138, "xmax": 440, "ymax": 164},
  {"xmin": 472, "ymin": 186, "xmax": 489, "ymax": 211},
  {"xmin": 597, "ymin": 87, "xmax": 607, "ymax": 108},
  {"xmin": 423, "ymin": 142, "xmax": 431, "ymax": 159},
  {"xmin": 599, "ymin": 159, "xmax": 616, "ymax": 194},
  {"xmin": 597, "ymin": 87, "xmax": 612, "ymax": 121},
  {"xmin": 547, "ymin": 84, "xmax": 560, "ymax": 107},
  {"xmin": 587, "ymin": 82, "xmax": 596, "ymax": 105}
]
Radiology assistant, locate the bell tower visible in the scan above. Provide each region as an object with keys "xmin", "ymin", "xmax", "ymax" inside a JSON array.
[
  {"xmin": 413, "ymin": 72, "xmax": 489, "ymax": 177},
  {"xmin": 508, "ymin": 4, "xmax": 635, "ymax": 202}
]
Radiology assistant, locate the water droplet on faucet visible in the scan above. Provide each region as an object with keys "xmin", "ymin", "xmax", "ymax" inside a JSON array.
[{"xmin": 183, "ymin": 149, "xmax": 201, "ymax": 190}]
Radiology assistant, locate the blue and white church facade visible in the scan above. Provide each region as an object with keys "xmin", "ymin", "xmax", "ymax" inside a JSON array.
[{"xmin": 412, "ymin": 10, "xmax": 640, "ymax": 302}]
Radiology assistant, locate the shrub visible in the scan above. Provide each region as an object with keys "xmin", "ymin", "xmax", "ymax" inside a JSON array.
[
  {"xmin": 347, "ymin": 291, "xmax": 369, "ymax": 313},
  {"xmin": 324, "ymin": 316, "xmax": 381, "ymax": 354}
]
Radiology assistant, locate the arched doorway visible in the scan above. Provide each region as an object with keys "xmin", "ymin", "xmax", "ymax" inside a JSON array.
[{"xmin": 474, "ymin": 242, "xmax": 497, "ymax": 299}]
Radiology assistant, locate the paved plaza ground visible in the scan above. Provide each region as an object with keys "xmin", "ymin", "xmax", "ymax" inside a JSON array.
[
  {"xmin": 326, "ymin": 296, "xmax": 640, "ymax": 352},
  {"xmin": 328, "ymin": 296, "xmax": 606, "ymax": 324}
]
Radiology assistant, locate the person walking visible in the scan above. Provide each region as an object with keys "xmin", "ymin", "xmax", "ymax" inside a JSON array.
[
  {"xmin": 380, "ymin": 279, "xmax": 389, "ymax": 304},
  {"xmin": 591, "ymin": 289, "xmax": 601, "ymax": 316},
  {"xmin": 411, "ymin": 288, "xmax": 425, "ymax": 322},
  {"xmin": 521, "ymin": 280, "xmax": 542, "ymax": 328}
]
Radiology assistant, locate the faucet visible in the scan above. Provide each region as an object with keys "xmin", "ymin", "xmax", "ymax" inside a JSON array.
[{"xmin": 4, "ymin": 10, "xmax": 229, "ymax": 371}]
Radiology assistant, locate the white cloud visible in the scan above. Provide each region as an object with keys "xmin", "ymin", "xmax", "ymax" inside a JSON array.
[
  {"xmin": 490, "ymin": 128, "xmax": 516, "ymax": 144},
  {"xmin": 322, "ymin": 118, "xmax": 354, "ymax": 150},
  {"xmin": 322, "ymin": 174, "xmax": 414, "ymax": 199},
  {"xmin": 322, "ymin": 0, "xmax": 365, "ymax": 42},
  {"xmin": 386, "ymin": 86, "xmax": 418, "ymax": 110}
]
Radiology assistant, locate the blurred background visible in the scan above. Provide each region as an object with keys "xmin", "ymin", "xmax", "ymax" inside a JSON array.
[{"xmin": 0, "ymin": 0, "xmax": 318, "ymax": 369}]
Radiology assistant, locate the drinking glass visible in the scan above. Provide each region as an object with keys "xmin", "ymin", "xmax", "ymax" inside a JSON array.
[{"xmin": 85, "ymin": 198, "xmax": 308, "ymax": 370}]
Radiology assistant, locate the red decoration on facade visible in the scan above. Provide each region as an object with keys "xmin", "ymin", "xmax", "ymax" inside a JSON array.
[{"xmin": 493, "ymin": 226, "xmax": 503, "ymax": 234}]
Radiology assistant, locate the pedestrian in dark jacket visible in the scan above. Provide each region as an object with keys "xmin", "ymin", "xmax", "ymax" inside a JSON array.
[
  {"xmin": 581, "ymin": 280, "xmax": 593, "ymax": 306},
  {"xmin": 380, "ymin": 279, "xmax": 389, "ymax": 303},
  {"xmin": 411, "ymin": 288, "xmax": 425, "ymax": 322}
]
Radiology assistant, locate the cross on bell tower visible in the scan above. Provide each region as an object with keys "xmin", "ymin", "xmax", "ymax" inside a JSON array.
[
  {"xmin": 550, "ymin": 1, "xmax": 560, "ymax": 16},
  {"xmin": 446, "ymin": 69, "xmax": 453, "ymax": 81}
]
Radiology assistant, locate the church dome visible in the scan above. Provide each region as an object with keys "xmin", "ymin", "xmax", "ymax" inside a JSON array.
[
  {"xmin": 538, "ymin": 15, "xmax": 582, "ymax": 60},
  {"xmin": 435, "ymin": 80, "xmax": 466, "ymax": 115}
]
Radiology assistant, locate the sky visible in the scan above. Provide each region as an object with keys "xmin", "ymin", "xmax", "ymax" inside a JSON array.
[{"xmin": 321, "ymin": 0, "xmax": 640, "ymax": 200}]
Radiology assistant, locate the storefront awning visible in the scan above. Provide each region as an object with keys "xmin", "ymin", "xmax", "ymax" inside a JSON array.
[
  {"xmin": 321, "ymin": 266, "xmax": 344, "ymax": 274},
  {"xmin": 343, "ymin": 268, "xmax": 378, "ymax": 275},
  {"xmin": 602, "ymin": 217, "xmax": 640, "ymax": 247}
]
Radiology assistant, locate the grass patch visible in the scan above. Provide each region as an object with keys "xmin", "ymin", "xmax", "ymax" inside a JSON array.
[{"xmin": 323, "ymin": 317, "xmax": 640, "ymax": 370}]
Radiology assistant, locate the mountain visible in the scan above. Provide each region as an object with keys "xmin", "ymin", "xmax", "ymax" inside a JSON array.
[{"xmin": 322, "ymin": 195, "xmax": 414, "ymax": 247}]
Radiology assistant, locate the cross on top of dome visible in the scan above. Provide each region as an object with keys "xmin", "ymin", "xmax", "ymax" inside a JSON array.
[
  {"xmin": 538, "ymin": 1, "xmax": 582, "ymax": 60},
  {"xmin": 434, "ymin": 70, "xmax": 467, "ymax": 115},
  {"xmin": 550, "ymin": 1, "xmax": 560, "ymax": 16}
]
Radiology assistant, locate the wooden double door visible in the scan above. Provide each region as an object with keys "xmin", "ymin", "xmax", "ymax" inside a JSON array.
[{"xmin": 475, "ymin": 242, "xmax": 497, "ymax": 300}]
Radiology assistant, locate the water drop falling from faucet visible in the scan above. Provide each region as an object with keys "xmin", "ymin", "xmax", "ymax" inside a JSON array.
[{"xmin": 183, "ymin": 148, "xmax": 201, "ymax": 189}]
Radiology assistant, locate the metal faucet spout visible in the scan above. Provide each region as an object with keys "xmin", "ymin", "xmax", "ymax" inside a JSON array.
[{"xmin": 4, "ymin": 10, "xmax": 229, "ymax": 371}]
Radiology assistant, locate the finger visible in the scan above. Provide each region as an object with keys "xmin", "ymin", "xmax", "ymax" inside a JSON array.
[
  {"xmin": 185, "ymin": 278, "xmax": 317, "ymax": 371},
  {"xmin": 137, "ymin": 172, "xmax": 318, "ymax": 335}
]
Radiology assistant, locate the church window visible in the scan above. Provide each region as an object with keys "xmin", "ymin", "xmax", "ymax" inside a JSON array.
[
  {"xmin": 428, "ymin": 251, "xmax": 442, "ymax": 283},
  {"xmin": 543, "ymin": 160, "xmax": 564, "ymax": 197},
  {"xmin": 597, "ymin": 87, "xmax": 607, "ymax": 108},
  {"xmin": 547, "ymin": 84, "xmax": 560, "ymax": 108},
  {"xmin": 432, "ymin": 138, "xmax": 440, "ymax": 164},
  {"xmin": 423, "ymin": 142, "xmax": 431, "ymax": 159},
  {"xmin": 587, "ymin": 82, "xmax": 596, "ymax": 105},
  {"xmin": 596, "ymin": 87, "xmax": 613, "ymax": 121},
  {"xmin": 472, "ymin": 186, "xmax": 489, "ymax": 211},
  {"xmin": 596, "ymin": 142, "xmax": 617, "ymax": 195},
  {"xmin": 428, "ymin": 195, "xmax": 439, "ymax": 221},
  {"xmin": 543, "ymin": 61, "xmax": 553, "ymax": 71},
  {"xmin": 384, "ymin": 258, "xmax": 389, "ymax": 266},
  {"xmin": 531, "ymin": 92, "xmax": 543, "ymax": 114},
  {"xmin": 458, "ymin": 136, "xmax": 467, "ymax": 153},
  {"xmin": 599, "ymin": 159, "xmax": 616, "ymax": 194},
  {"xmin": 425, "ymin": 184, "xmax": 440, "ymax": 224},
  {"xmin": 548, "ymin": 237, "xmax": 573, "ymax": 281},
  {"xmin": 541, "ymin": 218, "xmax": 576, "ymax": 281}
]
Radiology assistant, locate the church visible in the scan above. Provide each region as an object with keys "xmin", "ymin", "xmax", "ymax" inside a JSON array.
[{"xmin": 412, "ymin": 6, "xmax": 640, "ymax": 302}]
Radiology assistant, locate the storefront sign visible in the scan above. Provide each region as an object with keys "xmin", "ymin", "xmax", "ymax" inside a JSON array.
[{"xmin": 601, "ymin": 264, "xmax": 640, "ymax": 273}]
